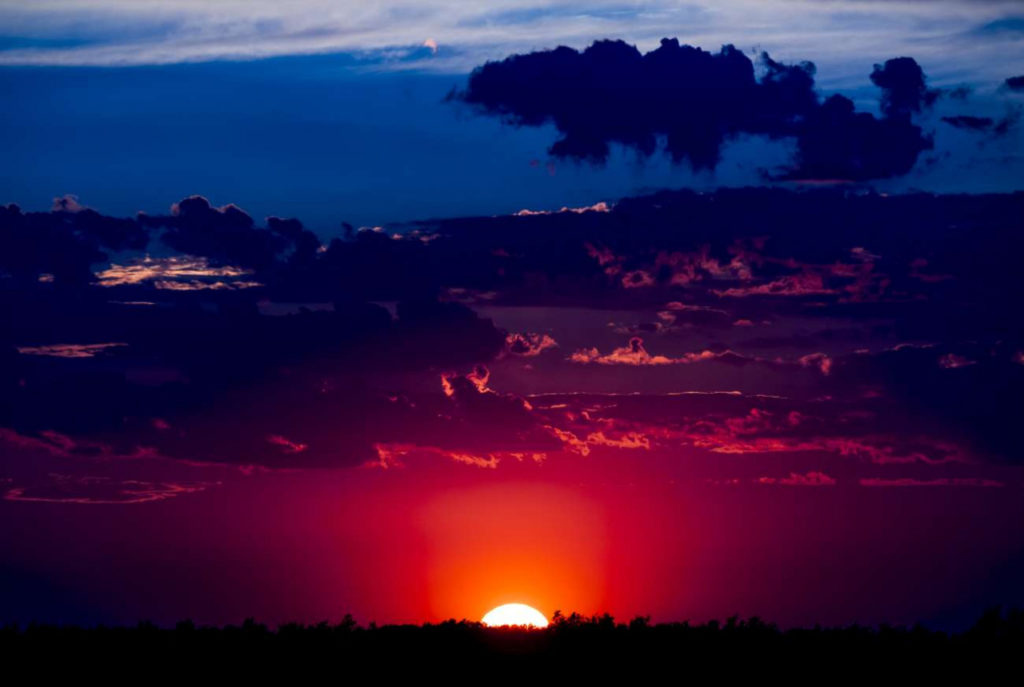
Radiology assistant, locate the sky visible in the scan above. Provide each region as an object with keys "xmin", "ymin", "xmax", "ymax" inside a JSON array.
[
  {"xmin": 1, "ymin": 0, "xmax": 1023, "ymax": 231},
  {"xmin": 2, "ymin": 0, "xmax": 1024, "ymax": 630}
]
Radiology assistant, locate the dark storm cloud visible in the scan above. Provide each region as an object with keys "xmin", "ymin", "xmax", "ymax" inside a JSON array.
[
  {"xmin": 7, "ymin": 188, "xmax": 1023, "ymax": 318},
  {"xmin": 785, "ymin": 93, "xmax": 932, "ymax": 180},
  {"xmin": 825, "ymin": 342, "xmax": 1024, "ymax": 465},
  {"xmin": 459, "ymin": 38, "xmax": 816, "ymax": 169},
  {"xmin": 1005, "ymin": 75, "xmax": 1024, "ymax": 91},
  {"xmin": 139, "ymin": 195, "xmax": 320, "ymax": 271},
  {"xmin": 869, "ymin": 57, "xmax": 938, "ymax": 118},
  {"xmin": 0, "ymin": 194, "xmax": 327, "ymax": 293},
  {"xmin": 0, "ymin": 199, "xmax": 147, "ymax": 285},
  {"xmin": 0, "ymin": 294, "xmax": 514, "ymax": 468},
  {"xmin": 1, "ymin": 195, "xmax": 514, "ymax": 469},
  {"xmin": 458, "ymin": 39, "xmax": 935, "ymax": 180},
  {"xmin": 391, "ymin": 300, "xmax": 507, "ymax": 368},
  {"xmin": 19, "ymin": 188, "xmax": 1021, "ymax": 319},
  {"xmin": 409, "ymin": 188, "xmax": 1024, "ymax": 338}
]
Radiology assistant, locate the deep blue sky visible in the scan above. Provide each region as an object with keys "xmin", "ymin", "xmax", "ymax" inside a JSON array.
[
  {"xmin": 1, "ymin": 1, "xmax": 1022, "ymax": 234},
  {"xmin": 0, "ymin": 55, "xmax": 789, "ymax": 233}
]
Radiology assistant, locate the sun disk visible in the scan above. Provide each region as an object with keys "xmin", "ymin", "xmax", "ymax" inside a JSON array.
[{"xmin": 481, "ymin": 603, "xmax": 549, "ymax": 628}]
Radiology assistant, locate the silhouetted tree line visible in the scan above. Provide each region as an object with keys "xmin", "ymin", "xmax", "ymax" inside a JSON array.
[{"xmin": 2, "ymin": 607, "xmax": 1021, "ymax": 679}]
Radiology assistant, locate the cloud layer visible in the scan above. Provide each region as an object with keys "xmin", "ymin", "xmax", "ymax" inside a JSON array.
[
  {"xmin": 0, "ymin": 0, "xmax": 1021, "ymax": 88},
  {"xmin": 3, "ymin": 187, "xmax": 1023, "ymax": 492}
]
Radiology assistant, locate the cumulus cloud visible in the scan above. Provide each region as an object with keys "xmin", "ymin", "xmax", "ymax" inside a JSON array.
[
  {"xmin": 461, "ymin": 38, "xmax": 815, "ymax": 169},
  {"xmin": 783, "ymin": 91, "xmax": 932, "ymax": 181},
  {"xmin": 514, "ymin": 202, "xmax": 611, "ymax": 216},
  {"xmin": 50, "ymin": 194, "xmax": 87, "ymax": 213},
  {"xmin": 140, "ymin": 196, "xmax": 315, "ymax": 271},
  {"xmin": 460, "ymin": 40, "xmax": 936, "ymax": 180},
  {"xmin": 440, "ymin": 365, "xmax": 534, "ymax": 425},
  {"xmin": 1, "ymin": 201, "xmax": 147, "ymax": 285},
  {"xmin": 870, "ymin": 57, "xmax": 938, "ymax": 119},
  {"xmin": 505, "ymin": 332, "xmax": 559, "ymax": 357}
]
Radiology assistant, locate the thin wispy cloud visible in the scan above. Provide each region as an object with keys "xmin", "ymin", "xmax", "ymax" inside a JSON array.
[{"xmin": 0, "ymin": 1, "xmax": 1020, "ymax": 86}]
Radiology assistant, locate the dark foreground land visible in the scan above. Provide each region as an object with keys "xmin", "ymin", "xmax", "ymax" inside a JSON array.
[{"xmin": 2, "ymin": 608, "xmax": 1022, "ymax": 679}]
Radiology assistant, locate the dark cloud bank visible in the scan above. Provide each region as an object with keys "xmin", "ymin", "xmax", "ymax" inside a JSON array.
[
  {"xmin": 457, "ymin": 39, "xmax": 946, "ymax": 180},
  {"xmin": 2, "ymin": 185, "xmax": 1024, "ymax": 487}
]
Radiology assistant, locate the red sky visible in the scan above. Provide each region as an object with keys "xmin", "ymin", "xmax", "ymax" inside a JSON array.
[{"xmin": 3, "ymin": 147, "xmax": 1024, "ymax": 630}]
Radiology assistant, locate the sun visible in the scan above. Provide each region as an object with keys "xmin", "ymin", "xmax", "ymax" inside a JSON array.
[{"xmin": 481, "ymin": 603, "xmax": 549, "ymax": 628}]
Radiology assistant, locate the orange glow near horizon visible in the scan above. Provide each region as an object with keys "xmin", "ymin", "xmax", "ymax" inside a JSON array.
[{"xmin": 416, "ymin": 481, "xmax": 609, "ymax": 622}]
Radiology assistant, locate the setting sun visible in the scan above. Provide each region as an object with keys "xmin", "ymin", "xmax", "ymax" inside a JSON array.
[{"xmin": 481, "ymin": 604, "xmax": 549, "ymax": 628}]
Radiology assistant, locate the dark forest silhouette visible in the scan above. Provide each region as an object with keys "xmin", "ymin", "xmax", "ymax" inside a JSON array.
[{"xmin": 3, "ymin": 607, "xmax": 1021, "ymax": 677}]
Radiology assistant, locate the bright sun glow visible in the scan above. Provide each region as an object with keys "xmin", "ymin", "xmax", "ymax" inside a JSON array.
[{"xmin": 481, "ymin": 603, "xmax": 549, "ymax": 628}]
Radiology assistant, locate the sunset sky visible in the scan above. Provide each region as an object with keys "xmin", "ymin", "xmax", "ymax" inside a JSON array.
[{"xmin": 2, "ymin": 0, "xmax": 1024, "ymax": 630}]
